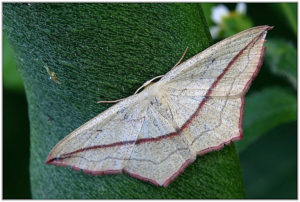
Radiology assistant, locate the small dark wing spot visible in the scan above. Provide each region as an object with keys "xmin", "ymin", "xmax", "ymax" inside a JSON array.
[{"xmin": 175, "ymin": 127, "xmax": 181, "ymax": 135}]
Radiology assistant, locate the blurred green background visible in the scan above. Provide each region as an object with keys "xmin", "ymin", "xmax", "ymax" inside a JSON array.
[{"xmin": 3, "ymin": 3, "xmax": 297, "ymax": 199}]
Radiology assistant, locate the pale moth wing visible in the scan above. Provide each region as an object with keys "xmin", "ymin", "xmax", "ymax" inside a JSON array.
[{"xmin": 46, "ymin": 25, "xmax": 272, "ymax": 187}]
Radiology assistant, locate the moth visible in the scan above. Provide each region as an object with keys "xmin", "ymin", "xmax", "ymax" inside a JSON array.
[{"xmin": 46, "ymin": 25, "xmax": 272, "ymax": 187}]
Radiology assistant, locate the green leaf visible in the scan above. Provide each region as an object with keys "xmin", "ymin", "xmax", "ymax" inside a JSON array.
[
  {"xmin": 279, "ymin": 3, "xmax": 297, "ymax": 36},
  {"xmin": 240, "ymin": 121, "xmax": 297, "ymax": 198},
  {"xmin": 237, "ymin": 87, "xmax": 297, "ymax": 152},
  {"xmin": 264, "ymin": 39, "xmax": 297, "ymax": 89},
  {"xmin": 3, "ymin": 35, "xmax": 25, "ymax": 92},
  {"xmin": 270, "ymin": 3, "xmax": 297, "ymax": 37},
  {"xmin": 221, "ymin": 14, "xmax": 254, "ymax": 38},
  {"xmin": 3, "ymin": 3, "xmax": 245, "ymax": 199},
  {"xmin": 201, "ymin": 3, "xmax": 217, "ymax": 26}
]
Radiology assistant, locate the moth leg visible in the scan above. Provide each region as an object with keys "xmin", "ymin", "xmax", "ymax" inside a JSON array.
[
  {"xmin": 134, "ymin": 75, "xmax": 164, "ymax": 94},
  {"xmin": 97, "ymin": 98, "xmax": 125, "ymax": 104}
]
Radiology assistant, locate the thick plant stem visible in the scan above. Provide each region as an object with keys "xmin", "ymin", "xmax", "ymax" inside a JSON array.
[{"xmin": 3, "ymin": 3, "xmax": 245, "ymax": 198}]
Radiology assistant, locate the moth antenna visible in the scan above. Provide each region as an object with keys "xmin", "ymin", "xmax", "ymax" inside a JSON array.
[
  {"xmin": 134, "ymin": 47, "xmax": 189, "ymax": 95},
  {"xmin": 98, "ymin": 47, "xmax": 189, "ymax": 102},
  {"xmin": 171, "ymin": 46, "xmax": 189, "ymax": 70}
]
